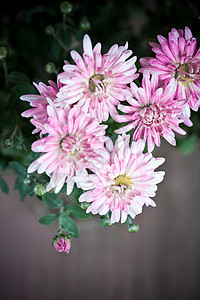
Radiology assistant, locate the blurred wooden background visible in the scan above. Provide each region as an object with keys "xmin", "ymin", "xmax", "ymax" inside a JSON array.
[{"xmin": 0, "ymin": 140, "xmax": 200, "ymax": 300}]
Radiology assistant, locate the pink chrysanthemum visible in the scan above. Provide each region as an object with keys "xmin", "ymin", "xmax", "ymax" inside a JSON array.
[
  {"xmin": 140, "ymin": 26, "xmax": 200, "ymax": 126},
  {"xmin": 115, "ymin": 72, "xmax": 186, "ymax": 152},
  {"xmin": 53, "ymin": 234, "xmax": 71, "ymax": 253},
  {"xmin": 74, "ymin": 134, "xmax": 165, "ymax": 224},
  {"xmin": 56, "ymin": 34, "xmax": 138, "ymax": 122},
  {"xmin": 28, "ymin": 105, "xmax": 108, "ymax": 195},
  {"xmin": 20, "ymin": 80, "xmax": 62, "ymax": 134},
  {"xmin": 55, "ymin": 238, "xmax": 71, "ymax": 253}
]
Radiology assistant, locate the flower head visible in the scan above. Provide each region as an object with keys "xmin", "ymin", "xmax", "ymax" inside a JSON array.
[
  {"xmin": 28, "ymin": 105, "xmax": 108, "ymax": 195},
  {"xmin": 74, "ymin": 134, "xmax": 165, "ymax": 224},
  {"xmin": 56, "ymin": 34, "xmax": 138, "ymax": 122},
  {"xmin": 20, "ymin": 80, "xmax": 62, "ymax": 134},
  {"xmin": 115, "ymin": 72, "xmax": 186, "ymax": 152},
  {"xmin": 53, "ymin": 234, "xmax": 71, "ymax": 253},
  {"xmin": 140, "ymin": 26, "xmax": 200, "ymax": 126}
]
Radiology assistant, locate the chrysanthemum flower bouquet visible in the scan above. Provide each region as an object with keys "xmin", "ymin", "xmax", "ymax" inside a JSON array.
[{"xmin": 1, "ymin": 3, "xmax": 200, "ymax": 254}]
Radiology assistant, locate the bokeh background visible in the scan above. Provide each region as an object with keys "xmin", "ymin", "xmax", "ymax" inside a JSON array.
[{"xmin": 1, "ymin": 0, "xmax": 200, "ymax": 299}]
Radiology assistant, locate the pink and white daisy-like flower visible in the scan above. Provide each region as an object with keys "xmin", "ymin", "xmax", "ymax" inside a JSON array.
[
  {"xmin": 140, "ymin": 26, "xmax": 200, "ymax": 126},
  {"xmin": 20, "ymin": 80, "xmax": 62, "ymax": 134},
  {"xmin": 74, "ymin": 134, "xmax": 165, "ymax": 224},
  {"xmin": 28, "ymin": 105, "xmax": 108, "ymax": 195},
  {"xmin": 114, "ymin": 72, "xmax": 186, "ymax": 152},
  {"xmin": 53, "ymin": 234, "xmax": 71, "ymax": 253},
  {"xmin": 56, "ymin": 34, "xmax": 138, "ymax": 122}
]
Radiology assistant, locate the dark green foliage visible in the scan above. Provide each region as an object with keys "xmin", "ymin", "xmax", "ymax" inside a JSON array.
[
  {"xmin": 24, "ymin": 151, "xmax": 41, "ymax": 166},
  {"xmin": 0, "ymin": 175, "xmax": 9, "ymax": 193},
  {"xmin": 38, "ymin": 213, "xmax": 58, "ymax": 225},
  {"xmin": 9, "ymin": 161, "xmax": 27, "ymax": 178},
  {"xmin": 61, "ymin": 215, "xmax": 79, "ymax": 237},
  {"xmin": 14, "ymin": 177, "xmax": 34, "ymax": 202},
  {"xmin": 8, "ymin": 71, "xmax": 30, "ymax": 85},
  {"xmin": 68, "ymin": 185, "xmax": 83, "ymax": 204},
  {"xmin": 41, "ymin": 192, "xmax": 64, "ymax": 209},
  {"xmin": 62, "ymin": 204, "xmax": 91, "ymax": 220},
  {"xmin": 177, "ymin": 135, "xmax": 198, "ymax": 156}
]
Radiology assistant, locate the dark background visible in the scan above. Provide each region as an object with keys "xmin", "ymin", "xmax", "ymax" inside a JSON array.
[
  {"xmin": 1, "ymin": 1, "xmax": 200, "ymax": 299},
  {"xmin": 1, "ymin": 0, "xmax": 200, "ymax": 82}
]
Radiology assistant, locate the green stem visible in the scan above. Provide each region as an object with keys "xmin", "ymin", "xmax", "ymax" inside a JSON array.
[
  {"xmin": 62, "ymin": 13, "xmax": 67, "ymax": 30},
  {"xmin": 53, "ymin": 33, "xmax": 69, "ymax": 52},
  {"xmin": 3, "ymin": 60, "xmax": 9, "ymax": 88},
  {"xmin": 58, "ymin": 206, "xmax": 64, "ymax": 233},
  {"xmin": 11, "ymin": 124, "xmax": 18, "ymax": 139}
]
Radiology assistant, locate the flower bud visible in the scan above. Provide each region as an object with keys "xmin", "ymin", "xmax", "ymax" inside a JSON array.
[
  {"xmin": 60, "ymin": 1, "xmax": 73, "ymax": 14},
  {"xmin": 16, "ymin": 144, "xmax": 23, "ymax": 150},
  {"xmin": 52, "ymin": 233, "xmax": 71, "ymax": 253},
  {"xmin": 80, "ymin": 20, "xmax": 91, "ymax": 32},
  {"xmin": 45, "ymin": 25, "xmax": 55, "ymax": 36},
  {"xmin": 45, "ymin": 62, "xmax": 56, "ymax": 74},
  {"xmin": 33, "ymin": 182, "xmax": 46, "ymax": 196},
  {"xmin": 23, "ymin": 175, "xmax": 33, "ymax": 186},
  {"xmin": 101, "ymin": 218, "xmax": 112, "ymax": 227},
  {"xmin": 100, "ymin": 214, "xmax": 112, "ymax": 227},
  {"xmin": 0, "ymin": 47, "xmax": 8, "ymax": 61},
  {"xmin": 127, "ymin": 224, "xmax": 139, "ymax": 233},
  {"xmin": 80, "ymin": 201, "xmax": 90, "ymax": 210},
  {"xmin": 4, "ymin": 137, "xmax": 14, "ymax": 148}
]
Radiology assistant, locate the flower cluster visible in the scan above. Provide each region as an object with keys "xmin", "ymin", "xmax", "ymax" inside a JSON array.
[
  {"xmin": 21, "ymin": 27, "xmax": 200, "ymax": 243},
  {"xmin": 140, "ymin": 26, "xmax": 200, "ymax": 126}
]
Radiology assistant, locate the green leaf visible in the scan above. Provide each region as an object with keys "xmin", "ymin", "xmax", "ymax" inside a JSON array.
[
  {"xmin": 62, "ymin": 205, "xmax": 91, "ymax": 220},
  {"xmin": 37, "ymin": 173, "xmax": 50, "ymax": 184},
  {"xmin": 14, "ymin": 177, "xmax": 33, "ymax": 201},
  {"xmin": 11, "ymin": 83, "xmax": 37, "ymax": 103},
  {"xmin": 8, "ymin": 71, "xmax": 30, "ymax": 85},
  {"xmin": 61, "ymin": 215, "xmax": 79, "ymax": 237},
  {"xmin": 41, "ymin": 192, "xmax": 63, "ymax": 209},
  {"xmin": 69, "ymin": 185, "xmax": 83, "ymax": 203},
  {"xmin": 74, "ymin": 28, "xmax": 84, "ymax": 41},
  {"xmin": 0, "ymin": 175, "xmax": 9, "ymax": 193},
  {"xmin": 62, "ymin": 31, "xmax": 72, "ymax": 47},
  {"xmin": 52, "ymin": 38, "xmax": 61, "ymax": 60},
  {"xmin": 9, "ymin": 161, "xmax": 27, "ymax": 178},
  {"xmin": 177, "ymin": 135, "xmax": 198, "ymax": 155},
  {"xmin": 25, "ymin": 151, "xmax": 41, "ymax": 166},
  {"xmin": 38, "ymin": 213, "xmax": 58, "ymax": 225}
]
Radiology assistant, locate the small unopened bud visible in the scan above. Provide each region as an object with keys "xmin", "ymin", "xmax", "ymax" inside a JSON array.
[
  {"xmin": 127, "ymin": 224, "xmax": 139, "ymax": 233},
  {"xmin": 101, "ymin": 218, "xmax": 112, "ymax": 227},
  {"xmin": 33, "ymin": 182, "xmax": 46, "ymax": 196},
  {"xmin": 100, "ymin": 214, "xmax": 112, "ymax": 227},
  {"xmin": 60, "ymin": 1, "xmax": 73, "ymax": 14},
  {"xmin": 45, "ymin": 62, "xmax": 56, "ymax": 74},
  {"xmin": 23, "ymin": 175, "xmax": 33, "ymax": 186},
  {"xmin": 45, "ymin": 25, "xmax": 55, "ymax": 36},
  {"xmin": 80, "ymin": 201, "xmax": 90, "ymax": 210},
  {"xmin": 4, "ymin": 137, "xmax": 14, "ymax": 148},
  {"xmin": 16, "ymin": 144, "xmax": 23, "ymax": 150},
  {"xmin": 80, "ymin": 20, "xmax": 91, "ymax": 32},
  {"xmin": 0, "ymin": 47, "xmax": 8, "ymax": 60},
  {"xmin": 52, "ymin": 233, "xmax": 71, "ymax": 253}
]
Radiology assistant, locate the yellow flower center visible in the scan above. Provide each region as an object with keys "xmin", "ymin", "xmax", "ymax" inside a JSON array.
[
  {"xmin": 175, "ymin": 63, "xmax": 194, "ymax": 86},
  {"xmin": 70, "ymin": 149, "xmax": 78, "ymax": 156},
  {"xmin": 114, "ymin": 174, "xmax": 132, "ymax": 188},
  {"xmin": 89, "ymin": 73, "xmax": 105, "ymax": 93}
]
